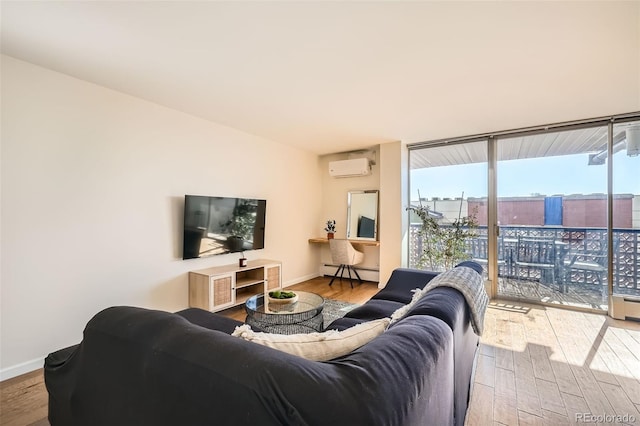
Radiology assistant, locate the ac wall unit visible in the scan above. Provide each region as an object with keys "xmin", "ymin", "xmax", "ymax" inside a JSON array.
[{"xmin": 328, "ymin": 158, "xmax": 371, "ymax": 178}]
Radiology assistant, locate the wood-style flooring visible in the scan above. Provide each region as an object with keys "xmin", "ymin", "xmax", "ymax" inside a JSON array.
[
  {"xmin": 466, "ymin": 300, "xmax": 640, "ymax": 426},
  {"xmin": 3, "ymin": 276, "xmax": 640, "ymax": 425},
  {"xmin": 0, "ymin": 369, "xmax": 48, "ymax": 426}
]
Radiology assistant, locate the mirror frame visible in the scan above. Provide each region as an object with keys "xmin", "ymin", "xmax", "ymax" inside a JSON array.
[{"xmin": 346, "ymin": 190, "xmax": 379, "ymax": 241}]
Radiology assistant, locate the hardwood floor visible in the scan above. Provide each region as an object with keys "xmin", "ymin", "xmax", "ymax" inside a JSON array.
[
  {"xmin": 0, "ymin": 369, "xmax": 48, "ymax": 426},
  {"xmin": 3, "ymin": 276, "xmax": 640, "ymax": 425},
  {"xmin": 465, "ymin": 300, "xmax": 640, "ymax": 426}
]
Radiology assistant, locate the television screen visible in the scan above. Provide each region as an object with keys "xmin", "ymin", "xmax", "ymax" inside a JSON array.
[
  {"xmin": 357, "ymin": 215, "xmax": 376, "ymax": 238},
  {"xmin": 183, "ymin": 195, "xmax": 266, "ymax": 260}
]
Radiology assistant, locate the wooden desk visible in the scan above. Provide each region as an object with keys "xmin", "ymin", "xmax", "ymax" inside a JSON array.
[
  {"xmin": 308, "ymin": 238, "xmax": 380, "ymax": 247},
  {"xmin": 309, "ymin": 238, "xmax": 380, "ymax": 282}
]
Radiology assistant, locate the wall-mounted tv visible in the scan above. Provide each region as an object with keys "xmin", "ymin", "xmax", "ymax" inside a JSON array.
[{"xmin": 182, "ymin": 195, "xmax": 266, "ymax": 260}]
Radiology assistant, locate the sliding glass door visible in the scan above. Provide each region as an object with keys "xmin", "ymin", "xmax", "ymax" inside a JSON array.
[
  {"xmin": 496, "ymin": 127, "xmax": 609, "ymax": 310},
  {"xmin": 408, "ymin": 112, "xmax": 640, "ymax": 313}
]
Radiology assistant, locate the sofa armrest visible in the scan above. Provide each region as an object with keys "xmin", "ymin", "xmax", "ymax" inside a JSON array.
[
  {"xmin": 45, "ymin": 344, "xmax": 79, "ymax": 368},
  {"xmin": 454, "ymin": 261, "xmax": 483, "ymax": 275},
  {"xmin": 175, "ymin": 307, "xmax": 256, "ymax": 334}
]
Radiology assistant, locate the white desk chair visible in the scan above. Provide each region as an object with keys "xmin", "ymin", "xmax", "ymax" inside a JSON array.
[{"xmin": 328, "ymin": 239, "xmax": 364, "ymax": 288}]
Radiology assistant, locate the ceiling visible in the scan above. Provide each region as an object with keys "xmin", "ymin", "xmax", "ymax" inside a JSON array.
[{"xmin": 2, "ymin": 1, "xmax": 639, "ymax": 155}]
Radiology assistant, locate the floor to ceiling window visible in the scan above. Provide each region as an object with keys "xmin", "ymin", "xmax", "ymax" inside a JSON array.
[
  {"xmin": 612, "ymin": 120, "xmax": 640, "ymax": 300},
  {"xmin": 496, "ymin": 126, "xmax": 609, "ymax": 310},
  {"xmin": 408, "ymin": 113, "xmax": 640, "ymax": 313},
  {"xmin": 408, "ymin": 141, "xmax": 488, "ymax": 273}
]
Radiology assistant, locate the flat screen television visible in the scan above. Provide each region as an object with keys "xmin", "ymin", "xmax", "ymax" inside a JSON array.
[{"xmin": 182, "ymin": 195, "xmax": 266, "ymax": 260}]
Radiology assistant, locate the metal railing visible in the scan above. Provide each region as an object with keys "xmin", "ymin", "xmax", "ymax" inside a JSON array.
[{"xmin": 409, "ymin": 224, "xmax": 640, "ymax": 292}]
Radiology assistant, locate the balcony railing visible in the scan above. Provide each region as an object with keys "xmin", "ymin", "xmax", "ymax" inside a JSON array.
[{"xmin": 409, "ymin": 224, "xmax": 640, "ymax": 294}]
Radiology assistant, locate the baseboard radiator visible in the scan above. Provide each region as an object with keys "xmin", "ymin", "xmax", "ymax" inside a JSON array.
[
  {"xmin": 320, "ymin": 264, "xmax": 379, "ymax": 283},
  {"xmin": 611, "ymin": 296, "xmax": 640, "ymax": 321}
]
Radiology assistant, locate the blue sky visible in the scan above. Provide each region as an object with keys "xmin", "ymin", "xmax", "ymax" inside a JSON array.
[{"xmin": 410, "ymin": 152, "xmax": 639, "ymax": 200}]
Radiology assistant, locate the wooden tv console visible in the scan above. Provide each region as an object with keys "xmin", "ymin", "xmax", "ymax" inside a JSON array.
[{"xmin": 188, "ymin": 259, "xmax": 282, "ymax": 312}]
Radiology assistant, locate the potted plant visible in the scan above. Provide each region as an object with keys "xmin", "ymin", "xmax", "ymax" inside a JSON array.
[
  {"xmin": 267, "ymin": 290, "xmax": 298, "ymax": 304},
  {"xmin": 324, "ymin": 220, "xmax": 336, "ymax": 239},
  {"xmin": 407, "ymin": 202, "xmax": 478, "ymax": 271},
  {"xmin": 226, "ymin": 200, "xmax": 256, "ymax": 252}
]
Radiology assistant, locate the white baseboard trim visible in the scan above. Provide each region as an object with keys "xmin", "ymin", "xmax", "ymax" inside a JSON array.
[
  {"xmin": 0, "ymin": 357, "xmax": 45, "ymax": 382},
  {"xmin": 321, "ymin": 264, "xmax": 379, "ymax": 283},
  {"xmin": 283, "ymin": 272, "xmax": 321, "ymax": 288}
]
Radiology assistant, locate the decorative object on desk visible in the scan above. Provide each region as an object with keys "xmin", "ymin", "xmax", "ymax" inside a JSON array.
[
  {"xmin": 268, "ymin": 290, "xmax": 299, "ymax": 304},
  {"xmin": 407, "ymin": 191, "xmax": 478, "ymax": 271},
  {"xmin": 324, "ymin": 219, "xmax": 336, "ymax": 239},
  {"xmin": 239, "ymin": 252, "xmax": 247, "ymax": 267}
]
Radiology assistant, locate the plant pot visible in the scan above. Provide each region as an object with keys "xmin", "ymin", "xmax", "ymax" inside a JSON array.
[
  {"xmin": 327, "ymin": 233, "xmax": 334, "ymax": 239},
  {"xmin": 267, "ymin": 293, "xmax": 299, "ymax": 305},
  {"xmin": 227, "ymin": 236, "xmax": 244, "ymax": 252}
]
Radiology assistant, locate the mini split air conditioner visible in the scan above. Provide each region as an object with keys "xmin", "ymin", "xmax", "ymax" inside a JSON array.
[{"xmin": 328, "ymin": 158, "xmax": 371, "ymax": 178}]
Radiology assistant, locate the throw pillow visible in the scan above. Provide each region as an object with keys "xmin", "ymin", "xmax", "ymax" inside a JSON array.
[{"xmin": 232, "ymin": 317, "xmax": 390, "ymax": 361}]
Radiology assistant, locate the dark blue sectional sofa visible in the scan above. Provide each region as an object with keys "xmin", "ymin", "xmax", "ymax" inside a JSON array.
[{"xmin": 44, "ymin": 262, "xmax": 484, "ymax": 426}]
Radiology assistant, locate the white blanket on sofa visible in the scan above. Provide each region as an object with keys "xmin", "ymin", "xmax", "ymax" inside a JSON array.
[{"xmin": 421, "ymin": 266, "xmax": 489, "ymax": 336}]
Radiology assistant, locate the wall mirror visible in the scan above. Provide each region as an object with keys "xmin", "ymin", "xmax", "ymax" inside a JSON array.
[{"xmin": 347, "ymin": 190, "xmax": 379, "ymax": 240}]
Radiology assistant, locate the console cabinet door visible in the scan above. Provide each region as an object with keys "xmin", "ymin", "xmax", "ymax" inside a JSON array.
[
  {"xmin": 266, "ymin": 264, "xmax": 281, "ymax": 291},
  {"xmin": 211, "ymin": 274, "xmax": 234, "ymax": 309},
  {"xmin": 189, "ymin": 271, "xmax": 234, "ymax": 312}
]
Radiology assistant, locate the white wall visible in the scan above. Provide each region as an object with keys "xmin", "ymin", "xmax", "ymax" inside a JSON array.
[
  {"xmin": 0, "ymin": 56, "xmax": 323, "ymax": 379},
  {"xmin": 379, "ymin": 141, "xmax": 408, "ymax": 286},
  {"xmin": 314, "ymin": 145, "xmax": 408, "ymax": 286},
  {"xmin": 316, "ymin": 152, "xmax": 380, "ymax": 272}
]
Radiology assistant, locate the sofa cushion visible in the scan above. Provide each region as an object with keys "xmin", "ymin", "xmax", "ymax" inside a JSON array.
[
  {"xmin": 389, "ymin": 284, "xmax": 429, "ymax": 325},
  {"xmin": 231, "ymin": 317, "xmax": 390, "ymax": 361},
  {"xmin": 398, "ymin": 287, "xmax": 468, "ymax": 329},
  {"xmin": 324, "ymin": 316, "xmax": 366, "ymax": 331},
  {"xmin": 343, "ymin": 299, "xmax": 404, "ymax": 321},
  {"xmin": 371, "ymin": 268, "xmax": 439, "ymax": 303}
]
